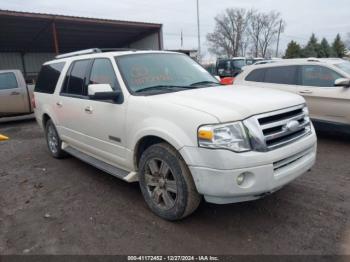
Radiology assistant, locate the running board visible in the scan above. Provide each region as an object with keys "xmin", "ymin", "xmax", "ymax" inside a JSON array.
[{"xmin": 64, "ymin": 146, "xmax": 138, "ymax": 182}]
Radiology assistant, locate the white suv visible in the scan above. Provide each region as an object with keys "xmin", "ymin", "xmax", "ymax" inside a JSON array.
[
  {"xmin": 236, "ymin": 58, "xmax": 350, "ymax": 129},
  {"xmin": 34, "ymin": 49, "xmax": 317, "ymax": 220}
]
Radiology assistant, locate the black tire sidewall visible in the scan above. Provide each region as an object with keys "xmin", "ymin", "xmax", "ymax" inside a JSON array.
[{"xmin": 139, "ymin": 144, "xmax": 188, "ymax": 221}]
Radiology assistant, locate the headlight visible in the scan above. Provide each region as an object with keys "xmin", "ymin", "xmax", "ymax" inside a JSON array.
[{"xmin": 198, "ymin": 122, "xmax": 251, "ymax": 152}]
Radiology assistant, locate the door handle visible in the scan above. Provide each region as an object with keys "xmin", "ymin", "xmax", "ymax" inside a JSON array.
[
  {"xmin": 10, "ymin": 91, "xmax": 20, "ymax": 95},
  {"xmin": 56, "ymin": 102, "xmax": 63, "ymax": 108},
  {"xmin": 84, "ymin": 106, "xmax": 93, "ymax": 114},
  {"xmin": 299, "ymin": 90, "xmax": 313, "ymax": 94}
]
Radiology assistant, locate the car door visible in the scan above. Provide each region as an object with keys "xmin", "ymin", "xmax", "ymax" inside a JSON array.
[
  {"xmin": 297, "ymin": 65, "xmax": 350, "ymax": 125},
  {"xmin": 81, "ymin": 58, "xmax": 127, "ymax": 167},
  {"xmin": 0, "ymin": 72, "xmax": 28, "ymax": 115},
  {"xmin": 56, "ymin": 58, "xmax": 127, "ymax": 167},
  {"xmin": 55, "ymin": 59, "xmax": 93, "ymax": 148}
]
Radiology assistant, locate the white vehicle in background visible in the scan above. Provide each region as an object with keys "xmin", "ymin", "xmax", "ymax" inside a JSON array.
[
  {"xmin": 34, "ymin": 49, "xmax": 317, "ymax": 220},
  {"xmin": 0, "ymin": 70, "xmax": 34, "ymax": 117},
  {"xmin": 235, "ymin": 58, "xmax": 350, "ymax": 130}
]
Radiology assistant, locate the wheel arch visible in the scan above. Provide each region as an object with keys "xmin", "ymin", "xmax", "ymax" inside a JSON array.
[
  {"xmin": 42, "ymin": 113, "xmax": 51, "ymax": 128},
  {"xmin": 133, "ymin": 134, "xmax": 187, "ymax": 171}
]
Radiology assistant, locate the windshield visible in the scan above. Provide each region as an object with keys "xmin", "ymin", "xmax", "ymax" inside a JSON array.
[
  {"xmin": 232, "ymin": 60, "xmax": 246, "ymax": 69},
  {"xmin": 115, "ymin": 53, "xmax": 219, "ymax": 94},
  {"xmin": 335, "ymin": 61, "xmax": 350, "ymax": 75}
]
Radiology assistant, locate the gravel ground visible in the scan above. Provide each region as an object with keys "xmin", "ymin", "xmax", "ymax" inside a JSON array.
[{"xmin": 0, "ymin": 119, "xmax": 349, "ymax": 255}]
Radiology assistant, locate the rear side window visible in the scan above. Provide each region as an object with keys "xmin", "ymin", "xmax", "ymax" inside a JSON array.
[
  {"xmin": 0, "ymin": 73, "xmax": 18, "ymax": 90},
  {"xmin": 245, "ymin": 69, "xmax": 265, "ymax": 82},
  {"xmin": 264, "ymin": 66, "xmax": 298, "ymax": 85},
  {"xmin": 61, "ymin": 60, "xmax": 91, "ymax": 96},
  {"xmin": 35, "ymin": 62, "xmax": 65, "ymax": 94},
  {"xmin": 89, "ymin": 59, "xmax": 119, "ymax": 90}
]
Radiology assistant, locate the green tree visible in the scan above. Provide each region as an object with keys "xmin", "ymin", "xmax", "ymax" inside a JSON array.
[
  {"xmin": 284, "ymin": 41, "xmax": 302, "ymax": 58},
  {"xmin": 319, "ymin": 38, "xmax": 332, "ymax": 57},
  {"xmin": 332, "ymin": 34, "xmax": 346, "ymax": 58},
  {"xmin": 302, "ymin": 33, "xmax": 321, "ymax": 57}
]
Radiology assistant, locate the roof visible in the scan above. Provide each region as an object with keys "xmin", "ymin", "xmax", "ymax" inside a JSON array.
[
  {"xmin": 286, "ymin": 58, "xmax": 344, "ymax": 64},
  {"xmin": 245, "ymin": 58, "xmax": 346, "ymax": 69},
  {"xmin": 0, "ymin": 9, "xmax": 162, "ymax": 53}
]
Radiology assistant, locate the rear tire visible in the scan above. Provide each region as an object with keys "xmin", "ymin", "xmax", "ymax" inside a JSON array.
[
  {"xmin": 45, "ymin": 119, "xmax": 66, "ymax": 158},
  {"xmin": 139, "ymin": 143, "xmax": 201, "ymax": 221}
]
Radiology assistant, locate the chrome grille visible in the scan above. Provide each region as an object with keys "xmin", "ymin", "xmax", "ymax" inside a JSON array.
[{"xmin": 244, "ymin": 104, "xmax": 312, "ymax": 152}]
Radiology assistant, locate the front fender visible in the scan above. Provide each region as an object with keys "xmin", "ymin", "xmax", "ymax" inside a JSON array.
[{"xmin": 129, "ymin": 117, "xmax": 195, "ymax": 152}]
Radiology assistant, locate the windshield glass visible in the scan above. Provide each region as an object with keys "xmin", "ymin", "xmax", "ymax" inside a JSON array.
[
  {"xmin": 115, "ymin": 53, "xmax": 219, "ymax": 94},
  {"xmin": 232, "ymin": 60, "xmax": 246, "ymax": 69},
  {"xmin": 335, "ymin": 61, "xmax": 350, "ymax": 75}
]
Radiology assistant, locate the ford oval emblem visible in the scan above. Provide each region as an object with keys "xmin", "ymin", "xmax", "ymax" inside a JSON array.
[{"xmin": 285, "ymin": 120, "xmax": 300, "ymax": 132}]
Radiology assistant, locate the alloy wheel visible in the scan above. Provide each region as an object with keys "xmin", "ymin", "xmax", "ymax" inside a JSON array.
[{"xmin": 145, "ymin": 158, "xmax": 178, "ymax": 210}]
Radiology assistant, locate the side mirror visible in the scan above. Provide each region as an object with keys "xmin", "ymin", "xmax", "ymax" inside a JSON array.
[
  {"xmin": 220, "ymin": 77, "xmax": 235, "ymax": 85},
  {"xmin": 88, "ymin": 84, "xmax": 120, "ymax": 101},
  {"xmin": 334, "ymin": 78, "xmax": 350, "ymax": 88}
]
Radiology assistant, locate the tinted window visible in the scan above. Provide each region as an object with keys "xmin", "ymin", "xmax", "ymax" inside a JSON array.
[
  {"xmin": 232, "ymin": 60, "xmax": 246, "ymax": 69},
  {"xmin": 301, "ymin": 65, "xmax": 342, "ymax": 87},
  {"xmin": 245, "ymin": 69, "xmax": 265, "ymax": 82},
  {"xmin": 217, "ymin": 60, "xmax": 231, "ymax": 70},
  {"xmin": 217, "ymin": 60, "xmax": 246, "ymax": 70},
  {"xmin": 35, "ymin": 62, "xmax": 65, "ymax": 93},
  {"xmin": 89, "ymin": 59, "xmax": 119, "ymax": 90},
  {"xmin": 62, "ymin": 60, "xmax": 91, "ymax": 96},
  {"xmin": 0, "ymin": 73, "xmax": 18, "ymax": 90},
  {"xmin": 264, "ymin": 66, "xmax": 298, "ymax": 85}
]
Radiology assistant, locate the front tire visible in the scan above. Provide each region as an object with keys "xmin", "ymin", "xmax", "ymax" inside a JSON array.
[
  {"xmin": 45, "ymin": 119, "xmax": 66, "ymax": 158},
  {"xmin": 139, "ymin": 143, "xmax": 201, "ymax": 220}
]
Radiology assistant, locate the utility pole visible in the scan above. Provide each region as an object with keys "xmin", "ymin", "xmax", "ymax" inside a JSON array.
[
  {"xmin": 196, "ymin": 0, "xmax": 201, "ymax": 61},
  {"xmin": 181, "ymin": 29, "xmax": 183, "ymax": 48},
  {"xmin": 275, "ymin": 19, "xmax": 282, "ymax": 57}
]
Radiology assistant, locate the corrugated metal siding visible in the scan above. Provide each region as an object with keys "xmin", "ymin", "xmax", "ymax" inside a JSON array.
[
  {"xmin": 0, "ymin": 53, "xmax": 23, "ymax": 71},
  {"xmin": 130, "ymin": 32, "xmax": 160, "ymax": 50},
  {"xmin": 0, "ymin": 52, "xmax": 55, "ymax": 77},
  {"xmin": 23, "ymin": 53, "xmax": 55, "ymax": 74}
]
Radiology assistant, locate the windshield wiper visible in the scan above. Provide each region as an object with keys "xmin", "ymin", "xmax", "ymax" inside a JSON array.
[
  {"xmin": 190, "ymin": 81, "xmax": 220, "ymax": 87},
  {"xmin": 135, "ymin": 85, "xmax": 195, "ymax": 93}
]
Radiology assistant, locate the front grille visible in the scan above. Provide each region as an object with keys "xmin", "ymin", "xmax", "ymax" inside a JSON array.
[
  {"xmin": 243, "ymin": 104, "xmax": 312, "ymax": 152},
  {"xmin": 257, "ymin": 105, "xmax": 311, "ymax": 151}
]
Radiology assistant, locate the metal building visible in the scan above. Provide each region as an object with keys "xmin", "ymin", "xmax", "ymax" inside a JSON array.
[{"xmin": 0, "ymin": 10, "xmax": 163, "ymax": 82}]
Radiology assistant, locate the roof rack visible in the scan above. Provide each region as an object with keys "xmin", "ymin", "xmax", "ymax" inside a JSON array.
[
  {"xmin": 55, "ymin": 48, "xmax": 101, "ymax": 59},
  {"xmin": 55, "ymin": 48, "xmax": 139, "ymax": 59},
  {"xmin": 99, "ymin": 48, "xmax": 139, "ymax": 52}
]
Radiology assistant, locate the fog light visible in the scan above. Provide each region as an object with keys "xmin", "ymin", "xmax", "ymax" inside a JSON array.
[{"xmin": 237, "ymin": 173, "xmax": 246, "ymax": 186}]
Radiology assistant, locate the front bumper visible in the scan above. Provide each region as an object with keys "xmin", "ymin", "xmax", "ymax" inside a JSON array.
[{"xmin": 180, "ymin": 127, "xmax": 317, "ymax": 204}]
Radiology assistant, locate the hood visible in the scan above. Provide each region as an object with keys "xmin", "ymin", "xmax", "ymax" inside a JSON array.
[{"xmin": 151, "ymin": 85, "xmax": 305, "ymax": 122}]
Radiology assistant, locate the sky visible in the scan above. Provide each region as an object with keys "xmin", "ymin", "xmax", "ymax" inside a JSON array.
[{"xmin": 1, "ymin": 0, "xmax": 349, "ymax": 59}]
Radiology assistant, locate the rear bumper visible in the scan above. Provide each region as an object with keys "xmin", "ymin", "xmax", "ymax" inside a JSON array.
[{"xmin": 180, "ymin": 128, "xmax": 317, "ymax": 204}]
